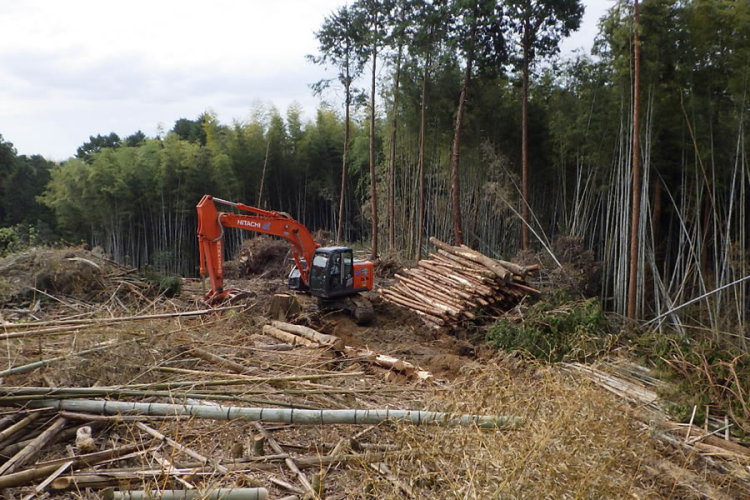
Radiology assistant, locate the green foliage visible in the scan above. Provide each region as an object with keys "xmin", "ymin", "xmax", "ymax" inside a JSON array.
[
  {"xmin": 0, "ymin": 226, "xmax": 20, "ymax": 256},
  {"xmin": 486, "ymin": 297, "xmax": 612, "ymax": 362},
  {"xmin": 75, "ymin": 132, "xmax": 121, "ymax": 162},
  {"xmin": 0, "ymin": 223, "xmax": 58, "ymax": 256},
  {"xmin": 141, "ymin": 270, "xmax": 183, "ymax": 298},
  {"xmin": 631, "ymin": 329, "xmax": 750, "ymax": 434}
]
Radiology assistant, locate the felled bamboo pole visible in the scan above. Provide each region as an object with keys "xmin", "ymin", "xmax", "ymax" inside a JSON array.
[
  {"xmin": 104, "ymin": 487, "xmax": 270, "ymax": 500},
  {"xmin": 0, "ymin": 417, "xmax": 67, "ymax": 475},
  {"xmin": 0, "ymin": 306, "xmax": 240, "ymax": 330},
  {"xmin": 0, "ymin": 442, "xmax": 148, "ymax": 489},
  {"xmin": 29, "ymin": 400, "xmax": 523, "ymax": 429},
  {"xmin": 49, "ymin": 451, "xmax": 418, "ymax": 490},
  {"xmin": 22, "ymin": 459, "xmax": 73, "ymax": 499},
  {"xmin": 270, "ymin": 321, "xmax": 344, "ymax": 350},
  {"xmin": 253, "ymin": 422, "xmax": 314, "ymax": 497},
  {"xmin": 188, "ymin": 347, "xmax": 254, "ymax": 375},
  {"xmin": 0, "ymin": 412, "xmax": 42, "ymax": 446},
  {"xmin": 0, "ymin": 339, "xmax": 137, "ymax": 378},
  {"xmin": 135, "ymin": 422, "xmax": 229, "ymax": 474}
]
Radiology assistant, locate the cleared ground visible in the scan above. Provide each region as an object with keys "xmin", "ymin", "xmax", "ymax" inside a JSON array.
[{"xmin": 0, "ymin": 247, "xmax": 747, "ymax": 499}]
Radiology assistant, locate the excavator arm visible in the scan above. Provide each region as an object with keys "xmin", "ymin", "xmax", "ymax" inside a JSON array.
[{"xmin": 196, "ymin": 194, "xmax": 319, "ymax": 302}]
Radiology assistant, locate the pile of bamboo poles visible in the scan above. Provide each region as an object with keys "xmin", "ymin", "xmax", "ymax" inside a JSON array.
[{"xmin": 380, "ymin": 237, "xmax": 540, "ymax": 326}]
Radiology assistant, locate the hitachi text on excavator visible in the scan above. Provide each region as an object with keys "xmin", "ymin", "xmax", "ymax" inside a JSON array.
[{"xmin": 196, "ymin": 194, "xmax": 375, "ymax": 323}]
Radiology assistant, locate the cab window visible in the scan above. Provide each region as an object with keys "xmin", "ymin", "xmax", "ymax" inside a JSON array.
[{"xmin": 312, "ymin": 253, "xmax": 329, "ymax": 271}]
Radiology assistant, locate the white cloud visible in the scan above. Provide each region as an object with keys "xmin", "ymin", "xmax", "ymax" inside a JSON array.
[
  {"xmin": 1, "ymin": 0, "xmax": 605, "ymax": 160},
  {"xmin": 0, "ymin": 0, "xmax": 341, "ymax": 159}
]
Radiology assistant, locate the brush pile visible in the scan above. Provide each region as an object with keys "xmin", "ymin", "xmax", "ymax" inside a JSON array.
[{"xmin": 380, "ymin": 237, "xmax": 540, "ymax": 327}]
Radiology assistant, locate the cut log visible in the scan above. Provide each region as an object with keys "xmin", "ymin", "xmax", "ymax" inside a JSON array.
[
  {"xmin": 343, "ymin": 346, "xmax": 433, "ymax": 381},
  {"xmin": 270, "ymin": 321, "xmax": 344, "ymax": 350},
  {"xmin": 382, "ymin": 238, "xmax": 540, "ymax": 326},
  {"xmin": 261, "ymin": 325, "xmax": 317, "ymax": 347},
  {"xmin": 430, "ymin": 237, "xmax": 511, "ymax": 281}
]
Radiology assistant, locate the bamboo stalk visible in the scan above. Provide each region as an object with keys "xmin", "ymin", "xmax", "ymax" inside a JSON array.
[
  {"xmin": 0, "ymin": 339, "xmax": 142, "ymax": 378},
  {"xmin": 253, "ymin": 422, "xmax": 314, "ymax": 497},
  {"xmin": 103, "ymin": 487, "xmax": 270, "ymax": 500},
  {"xmin": 0, "ymin": 442, "xmax": 147, "ymax": 489},
  {"xmin": 0, "ymin": 417, "xmax": 67, "ymax": 476},
  {"xmin": 20, "ymin": 460, "xmax": 73, "ymax": 499},
  {"xmin": 0, "ymin": 412, "xmax": 42, "ymax": 446},
  {"xmin": 135, "ymin": 422, "xmax": 229, "ymax": 473},
  {"xmin": 0, "ymin": 306, "xmax": 240, "ymax": 330},
  {"xmin": 188, "ymin": 347, "xmax": 254, "ymax": 375},
  {"xmin": 28, "ymin": 400, "xmax": 522, "ymax": 428}
]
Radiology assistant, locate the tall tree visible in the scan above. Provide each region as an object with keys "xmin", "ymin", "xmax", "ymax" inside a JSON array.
[
  {"xmin": 411, "ymin": 0, "xmax": 451, "ymax": 258},
  {"xmin": 354, "ymin": 0, "xmax": 393, "ymax": 259},
  {"xmin": 309, "ymin": 6, "xmax": 367, "ymax": 243},
  {"xmin": 627, "ymin": 0, "xmax": 642, "ymax": 319},
  {"xmin": 447, "ymin": 0, "xmax": 506, "ymax": 245},
  {"xmin": 504, "ymin": 0, "xmax": 584, "ymax": 250}
]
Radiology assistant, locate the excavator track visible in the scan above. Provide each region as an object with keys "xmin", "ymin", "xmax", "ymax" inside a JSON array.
[
  {"xmin": 319, "ymin": 295, "xmax": 374, "ymax": 325},
  {"xmin": 346, "ymin": 295, "xmax": 375, "ymax": 325}
]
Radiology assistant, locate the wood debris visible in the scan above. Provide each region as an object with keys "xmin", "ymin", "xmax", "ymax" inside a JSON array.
[{"xmin": 380, "ymin": 237, "xmax": 540, "ymax": 326}]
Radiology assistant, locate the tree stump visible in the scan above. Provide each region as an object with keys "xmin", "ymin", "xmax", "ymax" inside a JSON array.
[{"xmin": 267, "ymin": 294, "xmax": 300, "ymax": 321}]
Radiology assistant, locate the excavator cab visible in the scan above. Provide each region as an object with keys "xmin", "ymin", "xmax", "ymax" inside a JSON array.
[
  {"xmin": 309, "ymin": 247, "xmax": 354, "ymax": 298},
  {"xmin": 289, "ymin": 247, "xmax": 370, "ymax": 298},
  {"xmin": 287, "ymin": 247, "xmax": 374, "ymax": 323}
]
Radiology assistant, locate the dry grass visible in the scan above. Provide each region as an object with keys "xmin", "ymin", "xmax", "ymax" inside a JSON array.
[
  {"xmin": 340, "ymin": 361, "xmax": 653, "ymax": 499},
  {"xmin": 0, "ymin": 283, "xmax": 747, "ymax": 498}
]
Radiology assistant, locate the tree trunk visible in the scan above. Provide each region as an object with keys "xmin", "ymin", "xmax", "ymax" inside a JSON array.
[
  {"xmin": 450, "ymin": 47, "xmax": 474, "ymax": 246},
  {"xmin": 257, "ymin": 138, "xmax": 271, "ymax": 209},
  {"xmin": 521, "ymin": 36, "xmax": 531, "ymax": 251},
  {"xmin": 337, "ymin": 79, "xmax": 351, "ymax": 243},
  {"xmin": 388, "ymin": 46, "xmax": 403, "ymax": 252},
  {"xmin": 627, "ymin": 0, "xmax": 642, "ymax": 320},
  {"xmin": 416, "ymin": 53, "xmax": 431, "ymax": 260},
  {"xmin": 369, "ymin": 43, "xmax": 379, "ymax": 259}
]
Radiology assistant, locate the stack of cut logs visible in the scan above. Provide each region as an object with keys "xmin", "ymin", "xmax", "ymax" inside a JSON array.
[{"xmin": 380, "ymin": 237, "xmax": 540, "ymax": 327}]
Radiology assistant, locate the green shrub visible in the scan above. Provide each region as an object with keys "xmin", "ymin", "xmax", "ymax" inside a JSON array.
[
  {"xmin": 141, "ymin": 271, "xmax": 183, "ymax": 298},
  {"xmin": 486, "ymin": 297, "xmax": 611, "ymax": 362}
]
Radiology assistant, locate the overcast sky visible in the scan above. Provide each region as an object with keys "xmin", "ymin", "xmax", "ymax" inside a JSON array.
[{"xmin": 1, "ymin": 0, "xmax": 612, "ymax": 161}]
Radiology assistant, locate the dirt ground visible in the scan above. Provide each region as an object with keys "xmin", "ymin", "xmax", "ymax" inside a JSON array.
[{"xmin": 0, "ymin": 246, "xmax": 748, "ymax": 499}]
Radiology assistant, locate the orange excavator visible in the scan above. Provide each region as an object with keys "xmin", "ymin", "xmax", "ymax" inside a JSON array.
[{"xmin": 196, "ymin": 194, "xmax": 375, "ymax": 323}]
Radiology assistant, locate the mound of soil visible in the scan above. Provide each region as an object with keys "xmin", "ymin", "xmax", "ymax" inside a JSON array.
[
  {"xmin": 235, "ymin": 236, "xmax": 291, "ymax": 278},
  {"xmin": 0, "ymin": 247, "xmax": 115, "ymax": 302}
]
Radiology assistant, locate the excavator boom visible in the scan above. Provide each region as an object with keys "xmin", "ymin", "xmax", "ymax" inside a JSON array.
[
  {"xmin": 197, "ymin": 195, "xmax": 319, "ymax": 301},
  {"xmin": 196, "ymin": 195, "xmax": 373, "ymax": 314}
]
